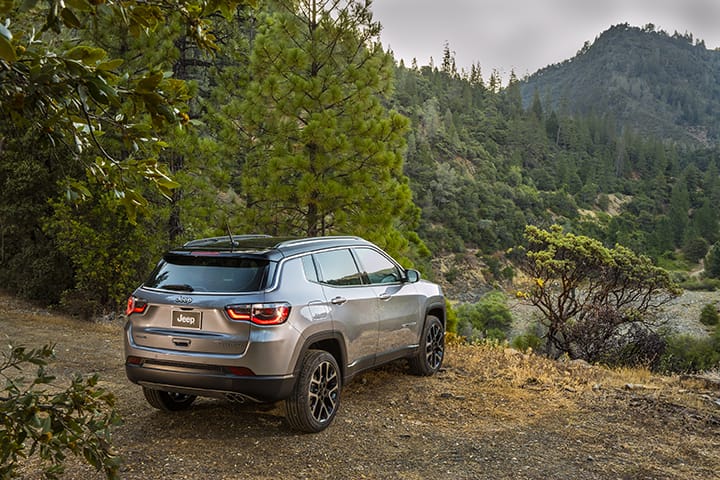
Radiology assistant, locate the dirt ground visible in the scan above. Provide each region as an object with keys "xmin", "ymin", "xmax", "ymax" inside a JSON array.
[{"xmin": 2, "ymin": 293, "xmax": 720, "ymax": 480}]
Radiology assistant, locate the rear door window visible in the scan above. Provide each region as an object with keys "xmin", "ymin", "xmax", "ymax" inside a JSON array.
[
  {"xmin": 313, "ymin": 249, "xmax": 363, "ymax": 286},
  {"xmin": 353, "ymin": 248, "xmax": 402, "ymax": 284},
  {"xmin": 144, "ymin": 254, "xmax": 269, "ymax": 293}
]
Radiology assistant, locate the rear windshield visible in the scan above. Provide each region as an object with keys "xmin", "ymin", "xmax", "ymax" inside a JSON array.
[{"xmin": 144, "ymin": 254, "xmax": 270, "ymax": 293}]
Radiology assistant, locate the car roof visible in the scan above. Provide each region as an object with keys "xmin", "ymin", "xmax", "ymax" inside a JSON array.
[{"xmin": 175, "ymin": 235, "xmax": 375, "ymax": 260}]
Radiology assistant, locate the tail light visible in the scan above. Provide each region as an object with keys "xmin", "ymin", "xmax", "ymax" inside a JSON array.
[
  {"xmin": 225, "ymin": 303, "xmax": 291, "ymax": 325},
  {"xmin": 126, "ymin": 296, "xmax": 148, "ymax": 316}
]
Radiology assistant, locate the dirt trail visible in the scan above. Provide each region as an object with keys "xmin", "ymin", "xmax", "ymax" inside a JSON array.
[{"xmin": 2, "ymin": 293, "xmax": 720, "ymax": 480}]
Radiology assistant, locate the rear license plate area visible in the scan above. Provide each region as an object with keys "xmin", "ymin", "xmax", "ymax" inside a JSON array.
[{"xmin": 172, "ymin": 310, "xmax": 202, "ymax": 329}]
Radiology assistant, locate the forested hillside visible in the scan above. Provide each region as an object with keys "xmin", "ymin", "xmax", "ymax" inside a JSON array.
[
  {"xmin": 2, "ymin": 2, "xmax": 720, "ymax": 315},
  {"xmin": 391, "ymin": 48, "xmax": 720, "ymax": 281},
  {"xmin": 521, "ymin": 24, "xmax": 720, "ymax": 145}
]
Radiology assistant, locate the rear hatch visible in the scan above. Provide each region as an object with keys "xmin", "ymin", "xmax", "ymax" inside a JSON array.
[{"xmin": 129, "ymin": 252, "xmax": 271, "ymax": 356}]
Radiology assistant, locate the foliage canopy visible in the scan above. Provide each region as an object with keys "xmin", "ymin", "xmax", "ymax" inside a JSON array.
[
  {"xmin": 0, "ymin": 344, "xmax": 121, "ymax": 479},
  {"xmin": 238, "ymin": 0, "xmax": 419, "ymax": 258},
  {"xmin": 516, "ymin": 225, "xmax": 680, "ymax": 361},
  {"xmin": 0, "ymin": 0, "xmax": 255, "ymax": 218}
]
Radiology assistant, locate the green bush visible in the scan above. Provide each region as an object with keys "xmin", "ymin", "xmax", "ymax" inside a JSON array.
[
  {"xmin": 700, "ymin": 303, "xmax": 720, "ymax": 326},
  {"xmin": 0, "ymin": 245, "xmax": 74, "ymax": 304},
  {"xmin": 680, "ymin": 278, "xmax": 720, "ymax": 291},
  {"xmin": 705, "ymin": 241, "xmax": 720, "ymax": 279},
  {"xmin": 658, "ymin": 334, "xmax": 720, "ymax": 373},
  {"xmin": 0, "ymin": 149, "xmax": 77, "ymax": 304},
  {"xmin": 456, "ymin": 290, "xmax": 513, "ymax": 342},
  {"xmin": 511, "ymin": 333, "xmax": 543, "ymax": 352},
  {"xmin": 0, "ymin": 344, "xmax": 122, "ymax": 479},
  {"xmin": 682, "ymin": 236, "xmax": 709, "ymax": 264},
  {"xmin": 44, "ymin": 195, "xmax": 166, "ymax": 317},
  {"xmin": 444, "ymin": 266, "xmax": 460, "ymax": 283},
  {"xmin": 445, "ymin": 299, "xmax": 458, "ymax": 334}
]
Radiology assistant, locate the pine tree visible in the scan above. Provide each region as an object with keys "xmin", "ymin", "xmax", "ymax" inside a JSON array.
[
  {"xmin": 668, "ymin": 181, "xmax": 690, "ymax": 247},
  {"xmin": 469, "ymin": 62, "xmax": 484, "ymax": 88},
  {"xmin": 441, "ymin": 42, "xmax": 457, "ymax": 77},
  {"xmin": 238, "ymin": 0, "xmax": 419, "ymax": 257},
  {"xmin": 693, "ymin": 198, "xmax": 719, "ymax": 245},
  {"xmin": 705, "ymin": 242, "xmax": 720, "ymax": 279},
  {"xmin": 531, "ymin": 90, "xmax": 543, "ymax": 121}
]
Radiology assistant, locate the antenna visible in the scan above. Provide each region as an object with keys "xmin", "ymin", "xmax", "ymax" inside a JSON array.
[{"xmin": 226, "ymin": 220, "xmax": 236, "ymax": 252}]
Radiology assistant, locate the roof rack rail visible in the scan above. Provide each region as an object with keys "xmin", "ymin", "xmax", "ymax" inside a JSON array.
[
  {"xmin": 274, "ymin": 236, "xmax": 364, "ymax": 248},
  {"xmin": 183, "ymin": 234, "xmax": 271, "ymax": 247}
]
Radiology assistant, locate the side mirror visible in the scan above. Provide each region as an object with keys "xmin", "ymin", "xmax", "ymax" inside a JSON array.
[{"xmin": 405, "ymin": 269, "xmax": 421, "ymax": 283}]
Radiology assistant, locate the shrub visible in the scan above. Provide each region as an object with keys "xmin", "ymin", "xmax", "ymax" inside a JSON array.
[
  {"xmin": 705, "ymin": 241, "xmax": 720, "ymax": 279},
  {"xmin": 444, "ymin": 266, "xmax": 460, "ymax": 283},
  {"xmin": 0, "ymin": 344, "xmax": 122, "ymax": 479},
  {"xmin": 658, "ymin": 334, "xmax": 720, "ymax": 373},
  {"xmin": 597, "ymin": 193, "xmax": 610, "ymax": 212},
  {"xmin": 699, "ymin": 303, "xmax": 720, "ymax": 326},
  {"xmin": 44, "ymin": 194, "xmax": 165, "ymax": 317},
  {"xmin": 601, "ymin": 325, "xmax": 666, "ymax": 370},
  {"xmin": 517, "ymin": 225, "xmax": 679, "ymax": 360},
  {"xmin": 511, "ymin": 333, "xmax": 543, "ymax": 353},
  {"xmin": 680, "ymin": 278, "xmax": 720, "ymax": 291},
  {"xmin": 445, "ymin": 299, "xmax": 458, "ymax": 334},
  {"xmin": 682, "ymin": 237, "xmax": 709, "ymax": 264},
  {"xmin": 456, "ymin": 290, "xmax": 513, "ymax": 342}
]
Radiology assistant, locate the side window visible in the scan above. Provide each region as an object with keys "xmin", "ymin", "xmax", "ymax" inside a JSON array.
[
  {"xmin": 301, "ymin": 255, "xmax": 318, "ymax": 283},
  {"xmin": 353, "ymin": 248, "xmax": 401, "ymax": 285},
  {"xmin": 313, "ymin": 249, "xmax": 363, "ymax": 286}
]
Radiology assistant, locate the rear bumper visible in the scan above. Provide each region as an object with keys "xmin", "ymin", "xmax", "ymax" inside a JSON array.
[{"xmin": 125, "ymin": 361, "xmax": 295, "ymax": 402}]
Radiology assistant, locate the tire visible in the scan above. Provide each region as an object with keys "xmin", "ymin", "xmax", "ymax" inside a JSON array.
[
  {"xmin": 409, "ymin": 315, "xmax": 445, "ymax": 376},
  {"xmin": 143, "ymin": 387, "xmax": 197, "ymax": 412},
  {"xmin": 285, "ymin": 350, "xmax": 342, "ymax": 433}
]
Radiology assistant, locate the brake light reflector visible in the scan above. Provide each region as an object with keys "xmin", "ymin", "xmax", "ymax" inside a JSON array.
[
  {"xmin": 125, "ymin": 297, "xmax": 148, "ymax": 316},
  {"xmin": 226, "ymin": 366, "xmax": 255, "ymax": 376},
  {"xmin": 225, "ymin": 303, "xmax": 291, "ymax": 325}
]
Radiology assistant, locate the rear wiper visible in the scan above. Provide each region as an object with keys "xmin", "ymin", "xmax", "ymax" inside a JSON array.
[{"xmin": 160, "ymin": 284, "xmax": 195, "ymax": 292}]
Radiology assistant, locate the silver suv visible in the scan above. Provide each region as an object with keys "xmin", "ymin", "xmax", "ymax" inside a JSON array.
[{"xmin": 124, "ymin": 235, "xmax": 445, "ymax": 432}]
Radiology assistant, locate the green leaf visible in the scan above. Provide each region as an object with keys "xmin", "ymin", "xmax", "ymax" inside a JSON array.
[
  {"xmin": 60, "ymin": 7, "xmax": 82, "ymax": 29},
  {"xmin": 96, "ymin": 58, "xmax": 123, "ymax": 71},
  {"xmin": 157, "ymin": 176, "xmax": 180, "ymax": 190},
  {"xmin": 66, "ymin": 180, "xmax": 92, "ymax": 202},
  {"xmin": 64, "ymin": 0, "xmax": 92, "ymax": 11},
  {"xmin": 86, "ymin": 80, "xmax": 109, "ymax": 105},
  {"xmin": 65, "ymin": 45, "xmax": 106, "ymax": 64},
  {"xmin": 136, "ymin": 72, "xmax": 163, "ymax": 92},
  {"xmin": 130, "ymin": 5, "xmax": 160, "ymax": 29},
  {"xmin": 0, "ymin": 34, "xmax": 16, "ymax": 62}
]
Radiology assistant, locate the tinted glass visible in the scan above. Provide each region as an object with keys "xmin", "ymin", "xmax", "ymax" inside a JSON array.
[
  {"xmin": 354, "ymin": 248, "xmax": 401, "ymax": 284},
  {"xmin": 145, "ymin": 254, "xmax": 269, "ymax": 293},
  {"xmin": 314, "ymin": 249, "xmax": 363, "ymax": 286},
  {"xmin": 301, "ymin": 255, "xmax": 319, "ymax": 282}
]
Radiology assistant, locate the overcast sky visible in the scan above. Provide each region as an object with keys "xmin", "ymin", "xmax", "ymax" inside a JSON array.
[{"xmin": 371, "ymin": 0, "xmax": 720, "ymax": 82}]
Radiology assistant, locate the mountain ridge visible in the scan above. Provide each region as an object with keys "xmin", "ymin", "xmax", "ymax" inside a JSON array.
[{"xmin": 520, "ymin": 24, "xmax": 720, "ymax": 146}]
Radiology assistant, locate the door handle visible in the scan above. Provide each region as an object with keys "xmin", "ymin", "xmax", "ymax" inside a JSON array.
[
  {"xmin": 378, "ymin": 293, "xmax": 391, "ymax": 300},
  {"xmin": 331, "ymin": 296, "xmax": 347, "ymax": 305}
]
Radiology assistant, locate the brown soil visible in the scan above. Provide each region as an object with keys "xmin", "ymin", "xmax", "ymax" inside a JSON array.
[{"xmin": 3, "ymin": 293, "xmax": 720, "ymax": 480}]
